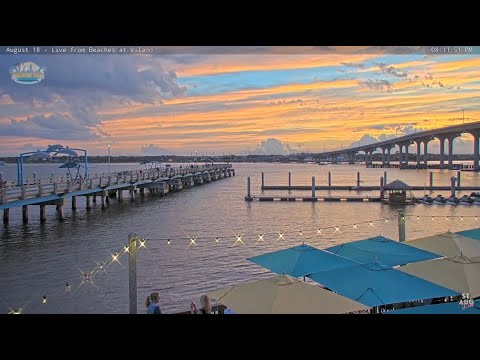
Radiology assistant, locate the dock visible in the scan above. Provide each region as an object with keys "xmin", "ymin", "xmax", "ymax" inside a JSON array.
[
  {"xmin": 245, "ymin": 196, "xmax": 381, "ymax": 202},
  {"xmin": 0, "ymin": 164, "xmax": 234, "ymax": 224},
  {"xmin": 261, "ymin": 185, "xmax": 480, "ymax": 191}
]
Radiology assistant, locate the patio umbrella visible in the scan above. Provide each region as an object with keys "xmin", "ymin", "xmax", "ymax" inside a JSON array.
[
  {"xmin": 325, "ymin": 236, "xmax": 440, "ymax": 267},
  {"xmin": 207, "ymin": 275, "xmax": 369, "ymax": 314},
  {"xmin": 456, "ymin": 228, "xmax": 480, "ymax": 241},
  {"xmin": 384, "ymin": 300, "xmax": 480, "ymax": 314},
  {"xmin": 308, "ymin": 261, "xmax": 458, "ymax": 307},
  {"xmin": 397, "ymin": 255, "xmax": 480, "ymax": 298},
  {"xmin": 247, "ymin": 244, "xmax": 356, "ymax": 278},
  {"xmin": 405, "ymin": 232, "xmax": 480, "ymax": 258}
]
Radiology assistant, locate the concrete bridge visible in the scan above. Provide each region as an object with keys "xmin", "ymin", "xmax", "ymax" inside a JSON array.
[
  {"xmin": 0, "ymin": 163, "xmax": 234, "ymax": 224},
  {"xmin": 318, "ymin": 121, "xmax": 480, "ymax": 171}
]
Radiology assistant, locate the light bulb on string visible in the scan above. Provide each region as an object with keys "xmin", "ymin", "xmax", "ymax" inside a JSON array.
[
  {"xmin": 299, "ymin": 230, "xmax": 303, "ymax": 236},
  {"xmin": 316, "ymin": 229, "xmax": 323, "ymax": 235},
  {"xmin": 384, "ymin": 218, "xmax": 389, "ymax": 223},
  {"xmin": 334, "ymin": 226, "xmax": 341, "ymax": 234},
  {"xmin": 353, "ymin": 224, "xmax": 357, "ymax": 229},
  {"xmin": 8, "ymin": 307, "xmax": 22, "ymax": 315},
  {"xmin": 188, "ymin": 236, "xmax": 198, "ymax": 248},
  {"xmin": 65, "ymin": 283, "xmax": 71, "ymax": 292},
  {"xmin": 446, "ymin": 216, "xmax": 449, "ymax": 221},
  {"xmin": 42, "ymin": 295, "xmax": 47, "ymax": 304},
  {"xmin": 233, "ymin": 233, "xmax": 245, "ymax": 246},
  {"xmin": 167, "ymin": 239, "xmax": 171, "ymax": 245},
  {"xmin": 123, "ymin": 246, "xmax": 130, "ymax": 254},
  {"xmin": 432, "ymin": 216, "xmax": 435, "ymax": 221},
  {"xmin": 256, "ymin": 234, "xmax": 264, "ymax": 243},
  {"xmin": 368, "ymin": 221, "xmax": 374, "ymax": 228},
  {"xmin": 277, "ymin": 232, "xmax": 285, "ymax": 241},
  {"xmin": 215, "ymin": 237, "xmax": 219, "ymax": 243},
  {"xmin": 461, "ymin": 216, "xmax": 464, "ymax": 221},
  {"xmin": 416, "ymin": 216, "xmax": 419, "ymax": 220},
  {"xmin": 475, "ymin": 217, "xmax": 478, "ymax": 221},
  {"xmin": 139, "ymin": 239, "xmax": 147, "ymax": 249}
]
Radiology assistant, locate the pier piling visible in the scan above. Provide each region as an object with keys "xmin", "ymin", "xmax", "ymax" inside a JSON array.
[
  {"xmin": 383, "ymin": 171, "xmax": 387, "ymax": 187},
  {"xmin": 3, "ymin": 209, "xmax": 9, "ymax": 224},
  {"xmin": 22, "ymin": 205, "xmax": 28, "ymax": 223},
  {"xmin": 398, "ymin": 209, "xmax": 406, "ymax": 242},
  {"xmin": 40, "ymin": 205, "xmax": 46, "ymax": 222},
  {"xmin": 328, "ymin": 172, "xmax": 331, "ymax": 187},
  {"xmin": 247, "ymin": 176, "xmax": 251, "ymax": 198},
  {"xmin": 457, "ymin": 171, "xmax": 461, "ymax": 187},
  {"xmin": 380, "ymin": 176, "xmax": 384, "ymax": 198},
  {"xmin": 450, "ymin": 176, "xmax": 457, "ymax": 197},
  {"xmin": 288, "ymin": 172, "xmax": 291, "ymax": 187},
  {"xmin": 262, "ymin": 172, "xmax": 265, "ymax": 188},
  {"xmin": 57, "ymin": 201, "xmax": 65, "ymax": 221},
  {"xmin": 312, "ymin": 176, "xmax": 316, "ymax": 198},
  {"xmin": 429, "ymin": 172, "xmax": 433, "ymax": 191},
  {"xmin": 71, "ymin": 196, "xmax": 77, "ymax": 211},
  {"xmin": 356, "ymin": 172, "xmax": 361, "ymax": 187}
]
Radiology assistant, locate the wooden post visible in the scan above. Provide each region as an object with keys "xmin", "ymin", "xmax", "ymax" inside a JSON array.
[
  {"xmin": 457, "ymin": 171, "xmax": 461, "ymax": 186},
  {"xmin": 261, "ymin": 172, "xmax": 264, "ymax": 188},
  {"xmin": 398, "ymin": 209, "xmax": 406, "ymax": 242},
  {"xmin": 0, "ymin": 173, "xmax": 5, "ymax": 204},
  {"xmin": 328, "ymin": 172, "xmax": 331, "ymax": 187},
  {"xmin": 57, "ymin": 200, "xmax": 64, "ymax": 221},
  {"xmin": 383, "ymin": 171, "xmax": 387, "ymax": 187},
  {"xmin": 40, "ymin": 204, "xmax": 46, "ymax": 222},
  {"xmin": 450, "ymin": 176, "xmax": 456, "ymax": 198},
  {"xmin": 140, "ymin": 188, "xmax": 145, "ymax": 197},
  {"xmin": 22, "ymin": 205, "xmax": 28, "ymax": 223},
  {"xmin": 356, "ymin": 172, "xmax": 360, "ymax": 187},
  {"xmin": 86, "ymin": 196, "xmax": 91, "ymax": 210},
  {"xmin": 380, "ymin": 176, "xmax": 384, "ymax": 199},
  {"xmin": 247, "ymin": 176, "xmax": 251, "ymax": 198},
  {"xmin": 93, "ymin": 195, "xmax": 97, "ymax": 203},
  {"xmin": 118, "ymin": 190, "xmax": 123, "ymax": 201},
  {"xmin": 312, "ymin": 176, "xmax": 316, "ymax": 198},
  {"xmin": 72, "ymin": 196, "xmax": 77, "ymax": 211},
  {"xmin": 429, "ymin": 171, "xmax": 433, "ymax": 191},
  {"xmin": 128, "ymin": 233, "xmax": 138, "ymax": 314},
  {"xmin": 101, "ymin": 192, "xmax": 107, "ymax": 209},
  {"xmin": 288, "ymin": 172, "xmax": 291, "ymax": 187},
  {"xmin": 3, "ymin": 208, "xmax": 9, "ymax": 224}
]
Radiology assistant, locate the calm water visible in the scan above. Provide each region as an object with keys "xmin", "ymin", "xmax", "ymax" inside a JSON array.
[{"xmin": 0, "ymin": 162, "xmax": 479, "ymax": 314}]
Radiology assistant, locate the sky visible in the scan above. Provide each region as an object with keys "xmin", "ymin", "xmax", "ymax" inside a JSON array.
[{"xmin": 1, "ymin": 46, "xmax": 479, "ymax": 156}]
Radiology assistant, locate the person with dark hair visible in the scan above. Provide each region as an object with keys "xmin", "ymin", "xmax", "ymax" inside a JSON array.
[{"xmin": 145, "ymin": 292, "xmax": 162, "ymax": 314}]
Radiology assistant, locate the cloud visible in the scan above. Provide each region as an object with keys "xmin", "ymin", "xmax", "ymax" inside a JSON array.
[
  {"xmin": 341, "ymin": 62, "xmax": 365, "ymax": 69},
  {"xmin": 0, "ymin": 113, "xmax": 100, "ymax": 140},
  {"xmin": 140, "ymin": 144, "xmax": 172, "ymax": 156},
  {"xmin": 254, "ymin": 138, "xmax": 295, "ymax": 155},
  {"xmin": 0, "ymin": 55, "xmax": 187, "ymax": 141},
  {"xmin": 377, "ymin": 63, "xmax": 408, "ymax": 78},
  {"xmin": 349, "ymin": 134, "xmax": 378, "ymax": 148},
  {"xmin": 358, "ymin": 79, "xmax": 392, "ymax": 92}
]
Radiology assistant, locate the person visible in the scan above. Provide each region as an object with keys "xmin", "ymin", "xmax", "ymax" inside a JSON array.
[
  {"xmin": 145, "ymin": 292, "xmax": 162, "ymax": 314},
  {"xmin": 190, "ymin": 294, "xmax": 212, "ymax": 314}
]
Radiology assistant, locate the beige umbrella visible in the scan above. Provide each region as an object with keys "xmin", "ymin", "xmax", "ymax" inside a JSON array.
[
  {"xmin": 405, "ymin": 232, "xmax": 480, "ymax": 258},
  {"xmin": 398, "ymin": 255, "xmax": 480, "ymax": 298},
  {"xmin": 207, "ymin": 275, "xmax": 369, "ymax": 314}
]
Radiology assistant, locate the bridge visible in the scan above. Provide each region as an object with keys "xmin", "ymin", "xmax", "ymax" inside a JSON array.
[
  {"xmin": 0, "ymin": 163, "xmax": 234, "ymax": 224},
  {"xmin": 318, "ymin": 121, "xmax": 480, "ymax": 171}
]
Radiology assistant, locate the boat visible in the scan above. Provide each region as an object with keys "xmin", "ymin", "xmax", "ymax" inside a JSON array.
[
  {"xmin": 0, "ymin": 160, "xmax": 6, "ymax": 166},
  {"xmin": 446, "ymin": 196, "xmax": 459, "ymax": 205},
  {"xmin": 418, "ymin": 195, "xmax": 433, "ymax": 205},
  {"xmin": 432, "ymin": 195, "xmax": 446, "ymax": 205},
  {"xmin": 459, "ymin": 195, "xmax": 474, "ymax": 205},
  {"xmin": 473, "ymin": 198, "xmax": 480, "ymax": 206}
]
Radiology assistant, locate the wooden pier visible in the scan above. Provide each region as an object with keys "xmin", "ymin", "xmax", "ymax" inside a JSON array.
[
  {"xmin": 0, "ymin": 164, "xmax": 234, "ymax": 224},
  {"xmin": 245, "ymin": 196, "xmax": 381, "ymax": 202}
]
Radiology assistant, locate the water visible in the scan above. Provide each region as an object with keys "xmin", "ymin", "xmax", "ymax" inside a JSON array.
[{"xmin": 0, "ymin": 163, "xmax": 479, "ymax": 314}]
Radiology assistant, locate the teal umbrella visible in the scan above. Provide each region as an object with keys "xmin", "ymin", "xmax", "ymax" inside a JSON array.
[{"xmin": 247, "ymin": 244, "xmax": 356, "ymax": 278}]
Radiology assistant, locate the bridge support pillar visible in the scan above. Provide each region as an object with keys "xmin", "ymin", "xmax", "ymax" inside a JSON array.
[
  {"xmin": 474, "ymin": 134, "xmax": 479, "ymax": 172},
  {"xmin": 439, "ymin": 137, "xmax": 446, "ymax": 169},
  {"xmin": 416, "ymin": 141, "xmax": 421, "ymax": 167},
  {"xmin": 22, "ymin": 205, "xmax": 28, "ymax": 223},
  {"xmin": 448, "ymin": 136, "xmax": 455, "ymax": 169},
  {"xmin": 386, "ymin": 148, "xmax": 391, "ymax": 166},
  {"xmin": 404, "ymin": 144, "xmax": 409, "ymax": 166},
  {"xmin": 71, "ymin": 196, "xmax": 77, "ymax": 211},
  {"xmin": 381, "ymin": 149, "xmax": 386, "ymax": 166},
  {"xmin": 40, "ymin": 205, "xmax": 46, "ymax": 222},
  {"xmin": 423, "ymin": 141, "xmax": 428, "ymax": 166},
  {"xmin": 3, "ymin": 208, "xmax": 9, "ymax": 224},
  {"xmin": 398, "ymin": 145, "xmax": 403, "ymax": 166}
]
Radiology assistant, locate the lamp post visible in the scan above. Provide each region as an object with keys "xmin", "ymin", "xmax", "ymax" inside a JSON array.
[
  {"xmin": 108, "ymin": 144, "xmax": 111, "ymax": 174},
  {"xmin": 459, "ymin": 107, "xmax": 465, "ymax": 123}
]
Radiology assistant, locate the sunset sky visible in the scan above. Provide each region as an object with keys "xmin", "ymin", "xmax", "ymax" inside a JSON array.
[{"xmin": 1, "ymin": 46, "xmax": 479, "ymax": 156}]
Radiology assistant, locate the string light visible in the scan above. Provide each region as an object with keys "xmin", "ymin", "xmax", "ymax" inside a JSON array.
[
  {"xmin": 42, "ymin": 295, "xmax": 47, "ymax": 304},
  {"xmin": 167, "ymin": 239, "xmax": 170, "ymax": 245},
  {"xmin": 277, "ymin": 232, "xmax": 285, "ymax": 241},
  {"xmin": 233, "ymin": 233, "xmax": 245, "ymax": 246},
  {"xmin": 316, "ymin": 229, "xmax": 323, "ymax": 235},
  {"xmin": 216, "ymin": 237, "xmax": 219, "ymax": 243},
  {"xmin": 353, "ymin": 224, "xmax": 357, "ymax": 229},
  {"xmin": 299, "ymin": 230, "xmax": 302, "ymax": 236},
  {"xmin": 334, "ymin": 226, "xmax": 341, "ymax": 234},
  {"xmin": 368, "ymin": 222, "xmax": 374, "ymax": 228},
  {"xmin": 111, "ymin": 252, "xmax": 120, "ymax": 262},
  {"xmin": 65, "ymin": 283, "xmax": 71, "ymax": 292},
  {"xmin": 432, "ymin": 216, "xmax": 435, "ymax": 220},
  {"xmin": 8, "ymin": 308, "xmax": 22, "ymax": 315},
  {"xmin": 416, "ymin": 216, "xmax": 419, "ymax": 220},
  {"xmin": 446, "ymin": 216, "xmax": 449, "ymax": 220},
  {"xmin": 123, "ymin": 246, "xmax": 130, "ymax": 254},
  {"xmin": 476, "ymin": 217, "xmax": 478, "ymax": 221},
  {"xmin": 256, "ymin": 234, "xmax": 264, "ymax": 243},
  {"xmin": 139, "ymin": 239, "xmax": 147, "ymax": 248},
  {"xmin": 461, "ymin": 216, "xmax": 464, "ymax": 221},
  {"xmin": 188, "ymin": 236, "xmax": 198, "ymax": 248},
  {"xmin": 384, "ymin": 218, "xmax": 389, "ymax": 223}
]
